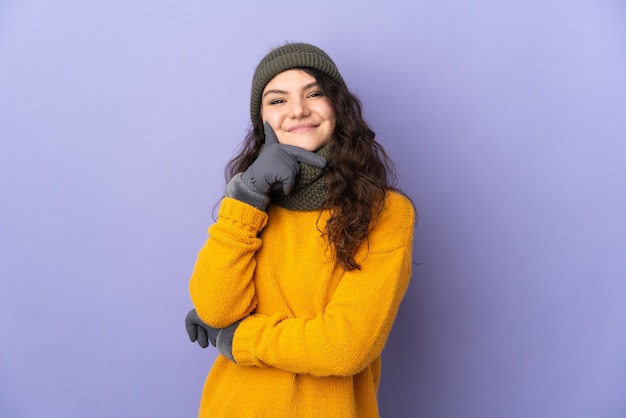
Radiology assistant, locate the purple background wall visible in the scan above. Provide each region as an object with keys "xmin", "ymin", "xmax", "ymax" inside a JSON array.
[{"xmin": 1, "ymin": 1, "xmax": 625, "ymax": 417}]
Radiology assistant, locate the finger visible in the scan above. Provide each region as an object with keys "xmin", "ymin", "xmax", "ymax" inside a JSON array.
[
  {"xmin": 263, "ymin": 122, "xmax": 279, "ymax": 145},
  {"xmin": 196, "ymin": 327, "xmax": 209, "ymax": 348},
  {"xmin": 208, "ymin": 329, "xmax": 218, "ymax": 347},
  {"xmin": 186, "ymin": 323, "xmax": 198, "ymax": 342},
  {"xmin": 185, "ymin": 310, "xmax": 198, "ymax": 342},
  {"xmin": 282, "ymin": 175, "xmax": 297, "ymax": 195},
  {"xmin": 280, "ymin": 145, "xmax": 327, "ymax": 167}
]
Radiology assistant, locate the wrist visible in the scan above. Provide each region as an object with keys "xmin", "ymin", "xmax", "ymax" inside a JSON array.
[
  {"xmin": 217, "ymin": 320, "xmax": 242, "ymax": 363},
  {"xmin": 225, "ymin": 173, "xmax": 270, "ymax": 211}
]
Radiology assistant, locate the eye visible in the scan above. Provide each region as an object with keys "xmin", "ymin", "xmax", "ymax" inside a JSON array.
[
  {"xmin": 308, "ymin": 91, "xmax": 324, "ymax": 98},
  {"xmin": 269, "ymin": 98, "xmax": 285, "ymax": 105}
]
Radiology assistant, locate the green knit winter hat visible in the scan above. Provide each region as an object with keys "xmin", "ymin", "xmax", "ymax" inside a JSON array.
[{"xmin": 250, "ymin": 42, "xmax": 346, "ymax": 124}]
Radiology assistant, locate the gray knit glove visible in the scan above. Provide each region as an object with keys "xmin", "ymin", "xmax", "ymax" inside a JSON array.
[
  {"xmin": 216, "ymin": 320, "xmax": 242, "ymax": 363},
  {"xmin": 226, "ymin": 123, "xmax": 326, "ymax": 210},
  {"xmin": 185, "ymin": 309, "xmax": 242, "ymax": 363},
  {"xmin": 185, "ymin": 309, "xmax": 219, "ymax": 348}
]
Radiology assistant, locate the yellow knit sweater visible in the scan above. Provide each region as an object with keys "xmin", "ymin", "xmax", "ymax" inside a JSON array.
[{"xmin": 189, "ymin": 190, "xmax": 414, "ymax": 417}]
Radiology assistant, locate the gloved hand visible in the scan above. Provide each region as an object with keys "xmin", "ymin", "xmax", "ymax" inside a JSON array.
[
  {"xmin": 185, "ymin": 309, "xmax": 242, "ymax": 363},
  {"xmin": 240, "ymin": 122, "xmax": 327, "ymax": 195},
  {"xmin": 185, "ymin": 309, "xmax": 219, "ymax": 348},
  {"xmin": 216, "ymin": 320, "xmax": 242, "ymax": 363}
]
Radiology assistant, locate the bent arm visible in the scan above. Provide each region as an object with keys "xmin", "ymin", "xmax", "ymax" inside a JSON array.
[
  {"xmin": 231, "ymin": 195, "xmax": 415, "ymax": 376},
  {"xmin": 233, "ymin": 248, "xmax": 412, "ymax": 376},
  {"xmin": 189, "ymin": 197, "xmax": 268, "ymax": 327}
]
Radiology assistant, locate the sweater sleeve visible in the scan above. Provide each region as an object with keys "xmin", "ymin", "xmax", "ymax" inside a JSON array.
[
  {"xmin": 189, "ymin": 197, "xmax": 268, "ymax": 328},
  {"xmin": 232, "ymin": 193, "xmax": 415, "ymax": 377}
]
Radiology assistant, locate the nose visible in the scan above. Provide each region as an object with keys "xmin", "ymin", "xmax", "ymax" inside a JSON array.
[{"xmin": 288, "ymin": 98, "xmax": 309, "ymax": 118}]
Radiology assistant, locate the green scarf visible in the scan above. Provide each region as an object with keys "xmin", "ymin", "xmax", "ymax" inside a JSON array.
[{"xmin": 270, "ymin": 145, "xmax": 330, "ymax": 211}]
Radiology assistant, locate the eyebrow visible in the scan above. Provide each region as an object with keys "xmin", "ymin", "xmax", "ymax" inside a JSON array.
[{"xmin": 262, "ymin": 81, "xmax": 319, "ymax": 98}]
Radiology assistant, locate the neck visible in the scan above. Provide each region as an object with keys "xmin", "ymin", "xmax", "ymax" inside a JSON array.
[{"xmin": 270, "ymin": 144, "xmax": 330, "ymax": 211}]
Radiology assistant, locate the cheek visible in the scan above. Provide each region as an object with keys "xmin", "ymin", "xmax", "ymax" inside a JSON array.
[
  {"xmin": 260, "ymin": 109, "xmax": 287, "ymax": 143},
  {"xmin": 261, "ymin": 107, "xmax": 282, "ymax": 126},
  {"xmin": 324, "ymin": 109, "xmax": 337, "ymax": 132},
  {"xmin": 320, "ymin": 101, "xmax": 336, "ymax": 125}
]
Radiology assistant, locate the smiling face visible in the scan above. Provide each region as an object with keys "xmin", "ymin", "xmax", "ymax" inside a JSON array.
[{"xmin": 260, "ymin": 69, "xmax": 336, "ymax": 152}]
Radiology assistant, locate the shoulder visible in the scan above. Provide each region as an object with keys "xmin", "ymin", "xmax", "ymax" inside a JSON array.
[
  {"xmin": 380, "ymin": 189, "xmax": 416, "ymax": 227},
  {"xmin": 365, "ymin": 189, "xmax": 416, "ymax": 253}
]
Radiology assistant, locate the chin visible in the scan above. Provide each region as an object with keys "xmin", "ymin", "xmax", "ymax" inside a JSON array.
[{"xmin": 288, "ymin": 140, "xmax": 321, "ymax": 152}]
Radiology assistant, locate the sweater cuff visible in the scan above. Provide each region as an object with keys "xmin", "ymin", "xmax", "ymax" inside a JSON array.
[
  {"xmin": 217, "ymin": 197, "xmax": 268, "ymax": 233},
  {"xmin": 231, "ymin": 315, "xmax": 273, "ymax": 367},
  {"xmin": 225, "ymin": 173, "xmax": 270, "ymax": 211}
]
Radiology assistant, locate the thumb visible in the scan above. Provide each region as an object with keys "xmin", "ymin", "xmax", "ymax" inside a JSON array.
[{"xmin": 263, "ymin": 122, "xmax": 279, "ymax": 145}]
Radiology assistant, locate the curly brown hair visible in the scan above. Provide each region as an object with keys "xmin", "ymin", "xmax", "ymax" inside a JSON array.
[{"xmin": 225, "ymin": 68, "xmax": 397, "ymax": 270}]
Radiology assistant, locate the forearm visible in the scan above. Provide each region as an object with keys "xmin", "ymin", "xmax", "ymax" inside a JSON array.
[
  {"xmin": 232, "ymin": 248, "xmax": 412, "ymax": 376},
  {"xmin": 189, "ymin": 197, "xmax": 268, "ymax": 327}
]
